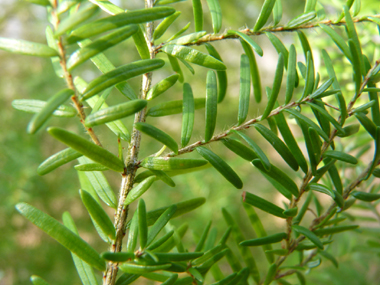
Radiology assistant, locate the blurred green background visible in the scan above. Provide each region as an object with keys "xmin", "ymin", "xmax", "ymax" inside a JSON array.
[{"xmin": 1, "ymin": 0, "xmax": 380, "ymax": 284}]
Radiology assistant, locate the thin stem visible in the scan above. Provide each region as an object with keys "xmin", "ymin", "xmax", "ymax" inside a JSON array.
[
  {"xmin": 165, "ymin": 101, "xmax": 299, "ymax": 157},
  {"xmin": 153, "ymin": 14, "xmax": 380, "ymax": 54},
  {"xmin": 103, "ymin": 1, "xmax": 155, "ymax": 284},
  {"xmin": 51, "ymin": 4, "xmax": 102, "ymax": 146},
  {"xmin": 272, "ymin": 59, "xmax": 380, "ymax": 273}
]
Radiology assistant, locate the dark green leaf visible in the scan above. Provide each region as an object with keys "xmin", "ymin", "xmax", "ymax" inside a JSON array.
[
  {"xmin": 135, "ymin": 122, "xmax": 178, "ymax": 154},
  {"xmin": 138, "ymin": 199, "xmax": 148, "ymax": 249},
  {"xmin": 287, "ymin": 11, "xmax": 316, "ymax": 28},
  {"xmin": 147, "ymin": 98, "xmax": 205, "ymax": 117},
  {"xmin": 352, "ymin": 191, "xmax": 380, "ymax": 202},
  {"xmin": 68, "ymin": 7, "xmax": 175, "ymax": 43},
  {"xmin": 48, "ymin": 127, "xmax": 124, "ymax": 172},
  {"xmin": 206, "ymin": 0, "xmax": 222, "ymax": 33},
  {"xmin": 82, "ymin": 59, "xmax": 165, "ymax": 100},
  {"xmin": 126, "ymin": 212, "xmax": 138, "ymax": 253},
  {"xmin": 147, "ymin": 74, "xmax": 179, "ymax": 100},
  {"xmin": 306, "ymin": 102, "xmax": 345, "ymax": 135},
  {"xmin": 192, "ymin": 0, "xmax": 203, "ymax": 32},
  {"xmin": 166, "ymin": 50, "xmax": 182, "ymax": 82},
  {"xmin": 149, "ymin": 169, "xmax": 175, "ymax": 187},
  {"xmin": 55, "ymin": 5, "xmax": 99, "ymax": 37},
  {"xmin": 261, "ymin": 53, "xmax": 284, "ymax": 120},
  {"xmin": 78, "ymin": 157, "xmax": 118, "ymax": 209},
  {"xmin": 299, "ymin": 51, "xmax": 314, "ymax": 100},
  {"xmin": 304, "ymin": 0, "xmax": 317, "ymax": 12},
  {"xmin": 352, "ymin": 100, "xmax": 377, "ymax": 114},
  {"xmin": 67, "ymin": 25, "xmax": 138, "ymax": 71},
  {"xmin": 253, "ymin": 0, "xmax": 276, "ymax": 31},
  {"xmin": 124, "ymin": 177, "xmax": 156, "ymax": 206},
  {"xmin": 254, "ymin": 124, "xmax": 299, "ymax": 171},
  {"xmin": 167, "ymin": 22, "xmax": 191, "ymax": 42},
  {"xmin": 221, "ymin": 138, "xmax": 257, "ymax": 161},
  {"xmin": 297, "ymin": 30, "xmax": 312, "ymax": 61},
  {"xmin": 240, "ymin": 232, "xmax": 287, "ymax": 246},
  {"xmin": 147, "ymin": 205, "xmax": 177, "ymax": 246},
  {"xmin": 12, "ymin": 99, "xmax": 76, "ymax": 117},
  {"xmin": 348, "ymin": 39, "xmax": 362, "ymax": 96},
  {"xmin": 274, "ymin": 109, "xmax": 308, "ymax": 173},
  {"xmin": 86, "ymin": 100, "xmax": 147, "ymax": 127},
  {"xmin": 344, "ymin": 5, "xmax": 365, "ymax": 75},
  {"xmin": 354, "ymin": 112, "xmax": 376, "ymax": 139},
  {"xmin": 75, "ymin": 163, "xmax": 109, "ymax": 171},
  {"xmin": 323, "ymin": 150, "xmax": 358, "ymax": 164},
  {"xmin": 141, "ymin": 157, "xmax": 207, "ymax": 171},
  {"xmin": 151, "ymin": 223, "xmax": 188, "ymax": 253},
  {"xmin": 204, "ymin": 43, "xmax": 227, "ymax": 103},
  {"xmin": 237, "ymin": 54, "xmax": 251, "ymax": 125},
  {"xmin": 285, "ymin": 44, "xmax": 297, "ymax": 104},
  {"xmin": 193, "ymin": 245, "xmax": 222, "ymax": 266},
  {"xmin": 169, "ymin": 31, "xmax": 206, "ymax": 45},
  {"xmin": 27, "ymin": 89, "xmax": 74, "ymax": 134},
  {"xmin": 181, "ymin": 83, "xmax": 195, "ymax": 147},
  {"xmin": 194, "ymin": 249, "xmax": 227, "ymax": 275},
  {"xmin": 243, "ymin": 191, "xmax": 287, "ymax": 218},
  {"xmin": 265, "ymin": 33, "xmax": 289, "ymax": 67},
  {"xmin": 319, "ymin": 24, "xmax": 352, "ymax": 61},
  {"xmin": 151, "ymin": 252, "xmax": 203, "ymax": 262},
  {"xmin": 119, "ymin": 263, "xmax": 171, "ymax": 274},
  {"xmin": 178, "ymin": 57, "xmax": 195, "ymax": 74},
  {"xmin": 251, "ymin": 159, "xmax": 299, "ymax": 197},
  {"xmin": 273, "ymin": 0, "xmax": 283, "ymax": 26},
  {"xmin": 263, "ymin": 263, "xmax": 277, "ymax": 285},
  {"xmin": 147, "ymin": 230, "xmax": 174, "ymax": 251},
  {"xmin": 16, "ymin": 203, "xmax": 105, "ymax": 271},
  {"xmin": 285, "ymin": 109, "xmax": 329, "ymax": 141},
  {"xmin": 318, "ymin": 250, "xmax": 338, "ymax": 268},
  {"xmin": 37, "ymin": 148, "xmax": 82, "ymax": 175},
  {"xmin": 161, "ymin": 45, "xmax": 226, "ymax": 70},
  {"xmin": 133, "ymin": 26, "xmax": 150, "ymax": 60},
  {"xmin": 80, "ymin": 189, "xmax": 116, "ymax": 240},
  {"xmin": 314, "ymin": 225, "xmax": 359, "ymax": 236},
  {"xmin": 161, "ymin": 274, "xmax": 178, "ymax": 285},
  {"xmin": 283, "ymin": 207, "xmax": 298, "ymax": 217},
  {"xmin": 153, "ymin": 11, "xmax": 181, "ymax": 40},
  {"xmin": 75, "ymin": 50, "xmax": 137, "ymax": 100},
  {"xmin": 234, "ymin": 130, "xmax": 271, "ymax": 171},
  {"xmin": 321, "ymin": 49, "xmax": 347, "ymax": 124},
  {"xmin": 309, "ymin": 78, "xmax": 334, "ymax": 99},
  {"xmin": 205, "ymin": 70, "xmax": 218, "ymax": 141},
  {"xmin": 292, "ymin": 225, "xmax": 323, "ymax": 249},
  {"xmin": 240, "ymin": 40, "xmax": 261, "ymax": 103},
  {"xmin": 196, "ymin": 146, "xmax": 243, "ymax": 189},
  {"xmin": 0, "ymin": 37, "xmax": 59, "ymax": 57},
  {"xmin": 75, "ymin": 78, "xmax": 131, "ymax": 141},
  {"xmin": 143, "ymin": 198, "xmax": 206, "ymax": 227},
  {"xmin": 194, "ymin": 221, "xmax": 212, "ymax": 252},
  {"xmin": 228, "ymin": 30, "xmax": 263, "ymax": 56},
  {"xmin": 61, "ymin": 212, "xmax": 99, "ymax": 285}
]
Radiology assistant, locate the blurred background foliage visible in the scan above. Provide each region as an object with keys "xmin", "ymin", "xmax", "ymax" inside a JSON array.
[{"xmin": 1, "ymin": 0, "xmax": 380, "ymax": 284}]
